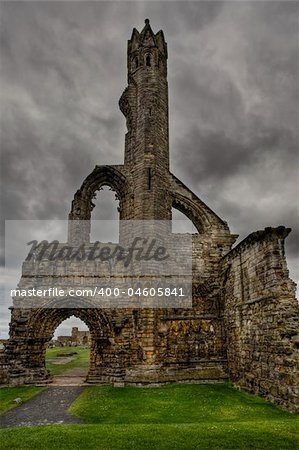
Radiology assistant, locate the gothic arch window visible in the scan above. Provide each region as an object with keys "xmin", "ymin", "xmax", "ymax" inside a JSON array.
[
  {"xmin": 133, "ymin": 56, "xmax": 139, "ymax": 69},
  {"xmin": 145, "ymin": 54, "xmax": 151, "ymax": 67},
  {"xmin": 90, "ymin": 186, "xmax": 120, "ymax": 243},
  {"xmin": 69, "ymin": 166, "xmax": 128, "ymax": 244}
]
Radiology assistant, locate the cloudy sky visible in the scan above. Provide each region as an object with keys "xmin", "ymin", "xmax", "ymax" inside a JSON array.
[{"xmin": 0, "ymin": 1, "xmax": 298, "ymax": 338}]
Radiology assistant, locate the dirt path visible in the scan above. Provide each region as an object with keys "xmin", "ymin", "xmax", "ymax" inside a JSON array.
[
  {"xmin": 0, "ymin": 386, "xmax": 84, "ymax": 428},
  {"xmin": 49, "ymin": 365, "xmax": 89, "ymax": 386},
  {"xmin": 62, "ymin": 366, "xmax": 88, "ymax": 377},
  {"xmin": 50, "ymin": 375, "xmax": 88, "ymax": 386}
]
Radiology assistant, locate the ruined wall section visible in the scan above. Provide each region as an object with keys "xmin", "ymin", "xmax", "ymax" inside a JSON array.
[
  {"xmin": 149, "ymin": 230, "xmax": 233, "ymax": 383},
  {"xmin": 222, "ymin": 226, "xmax": 299, "ymax": 412}
]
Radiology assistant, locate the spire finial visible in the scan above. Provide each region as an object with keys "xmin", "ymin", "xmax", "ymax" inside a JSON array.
[{"xmin": 145, "ymin": 18, "xmax": 150, "ymax": 25}]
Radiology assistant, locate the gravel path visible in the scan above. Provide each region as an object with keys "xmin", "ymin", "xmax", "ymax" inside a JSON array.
[
  {"xmin": 51, "ymin": 375, "xmax": 87, "ymax": 386},
  {"xmin": 0, "ymin": 386, "xmax": 85, "ymax": 428}
]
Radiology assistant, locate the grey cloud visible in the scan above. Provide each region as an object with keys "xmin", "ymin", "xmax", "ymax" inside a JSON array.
[
  {"xmin": 0, "ymin": 1, "xmax": 298, "ymax": 338},
  {"xmin": 174, "ymin": 124, "xmax": 297, "ymax": 185}
]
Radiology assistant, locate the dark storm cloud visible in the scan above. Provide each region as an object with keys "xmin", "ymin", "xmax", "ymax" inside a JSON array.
[
  {"xmin": 175, "ymin": 124, "xmax": 297, "ymax": 184},
  {"xmin": 0, "ymin": 0, "xmax": 129, "ymax": 265},
  {"xmin": 0, "ymin": 1, "xmax": 298, "ymax": 337},
  {"xmin": 166, "ymin": 1, "xmax": 298, "ymax": 278}
]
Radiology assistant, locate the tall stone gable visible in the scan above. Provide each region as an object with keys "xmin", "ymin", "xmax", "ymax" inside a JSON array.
[{"xmin": 1, "ymin": 20, "xmax": 298, "ymax": 412}]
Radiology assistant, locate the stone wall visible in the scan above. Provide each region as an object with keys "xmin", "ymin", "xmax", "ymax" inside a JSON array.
[
  {"xmin": 222, "ymin": 227, "xmax": 299, "ymax": 412},
  {"xmin": 0, "ymin": 351, "xmax": 9, "ymax": 384},
  {"xmin": 1, "ymin": 230, "xmax": 229, "ymax": 386}
]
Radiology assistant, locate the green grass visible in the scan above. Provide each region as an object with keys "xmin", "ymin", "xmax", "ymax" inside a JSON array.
[
  {"xmin": 0, "ymin": 386, "xmax": 44, "ymax": 414},
  {"xmin": 45, "ymin": 345, "xmax": 90, "ymax": 375},
  {"xmin": 0, "ymin": 422, "xmax": 298, "ymax": 450},
  {"xmin": 0, "ymin": 384, "xmax": 298, "ymax": 449},
  {"xmin": 69, "ymin": 383, "xmax": 296, "ymax": 424}
]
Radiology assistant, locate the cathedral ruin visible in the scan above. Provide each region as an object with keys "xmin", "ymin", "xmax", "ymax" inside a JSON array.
[{"xmin": 1, "ymin": 20, "xmax": 298, "ymax": 412}]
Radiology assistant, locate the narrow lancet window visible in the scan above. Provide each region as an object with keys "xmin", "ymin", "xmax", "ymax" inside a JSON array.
[{"xmin": 148, "ymin": 168, "xmax": 152, "ymax": 190}]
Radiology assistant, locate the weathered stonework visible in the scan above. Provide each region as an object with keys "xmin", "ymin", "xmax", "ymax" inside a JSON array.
[
  {"xmin": 1, "ymin": 20, "xmax": 298, "ymax": 412},
  {"xmin": 222, "ymin": 227, "xmax": 299, "ymax": 412}
]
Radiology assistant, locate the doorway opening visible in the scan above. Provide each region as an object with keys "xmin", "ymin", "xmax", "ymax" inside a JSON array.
[{"xmin": 46, "ymin": 316, "xmax": 90, "ymax": 385}]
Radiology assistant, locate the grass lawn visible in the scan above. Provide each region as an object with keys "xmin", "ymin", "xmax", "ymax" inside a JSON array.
[
  {"xmin": 69, "ymin": 383, "xmax": 297, "ymax": 424},
  {"xmin": 0, "ymin": 383, "xmax": 298, "ymax": 449},
  {"xmin": 0, "ymin": 386, "xmax": 45, "ymax": 414},
  {"xmin": 45, "ymin": 345, "xmax": 90, "ymax": 375}
]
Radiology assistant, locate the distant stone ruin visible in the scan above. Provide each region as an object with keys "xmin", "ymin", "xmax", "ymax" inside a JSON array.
[{"xmin": 51, "ymin": 327, "xmax": 90, "ymax": 347}]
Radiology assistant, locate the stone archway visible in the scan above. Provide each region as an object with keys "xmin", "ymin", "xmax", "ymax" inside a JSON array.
[
  {"xmin": 39, "ymin": 313, "xmax": 92, "ymax": 382},
  {"xmin": 172, "ymin": 190, "xmax": 227, "ymax": 235},
  {"xmin": 5, "ymin": 303, "xmax": 130, "ymax": 385},
  {"xmin": 68, "ymin": 165, "xmax": 131, "ymax": 245},
  {"xmin": 27, "ymin": 307, "xmax": 112, "ymax": 382},
  {"xmin": 172, "ymin": 195, "xmax": 204, "ymax": 234}
]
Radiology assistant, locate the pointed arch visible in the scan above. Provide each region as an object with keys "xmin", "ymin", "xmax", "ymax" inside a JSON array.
[
  {"xmin": 27, "ymin": 304, "xmax": 113, "ymax": 340},
  {"xmin": 172, "ymin": 192, "xmax": 210, "ymax": 234},
  {"xmin": 171, "ymin": 173, "xmax": 231, "ymax": 235},
  {"xmin": 68, "ymin": 165, "xmax": 130, "ymax": 243}
]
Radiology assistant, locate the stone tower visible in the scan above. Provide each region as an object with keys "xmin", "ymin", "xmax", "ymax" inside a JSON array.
[
  {"xmin": 1, "ymin": 20, "xmax": 298, "ymax": 413},
  {"xmin": 119, "ymin": 19, "xmax": 170, "ymax": 221}
]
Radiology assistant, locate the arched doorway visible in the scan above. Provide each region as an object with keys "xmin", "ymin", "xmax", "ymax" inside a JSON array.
[
  {"xmin": 6, "ymin": 302, "xmax": 129, "ymax": 386},
  {"xmin": 45, "ymin": 316, "xmax": 91, "ymax": 385}
]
